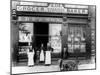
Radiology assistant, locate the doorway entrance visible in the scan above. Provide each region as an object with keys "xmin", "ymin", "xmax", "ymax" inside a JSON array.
[{"xmin": 34, "ymin": 22, "xmax": 49, "ymax": 48}]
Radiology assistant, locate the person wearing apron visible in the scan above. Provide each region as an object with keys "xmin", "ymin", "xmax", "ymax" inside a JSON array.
[
  {"xmin": 45, "ymin": 43, "xmax": 53, "ymax": 66},
  {"xmin": 39, "ymin": 44, "xmax": 45, "ymax": 63},
  {"xmin": 27, "ymin": 48, "xmax": 35, "ymax": 67}
]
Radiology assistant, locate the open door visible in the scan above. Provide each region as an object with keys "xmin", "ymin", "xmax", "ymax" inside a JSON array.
[{"xmin": 34, "ymin": 22, "xmax": 49, "ymax": 48}]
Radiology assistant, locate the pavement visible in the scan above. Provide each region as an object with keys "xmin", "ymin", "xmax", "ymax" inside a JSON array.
[
  {"xmin": 12, "ymin": 63, "xmax": 95, "ymax": 74},
  {"xmin": 12, "ymin": 58, "xmax": 96, "ymax": 74},
  {"xmin": 12, "ymin": 65, "xmax": 60, "ymax": 74},
  {"xmin": 12, "ymin": 58, "xmax": 60, "ymax": 74},
  {"xmin": 78, "ymin": 63, "xmax": 95, "ymax": 70},
  {"xmin": 78, "ymin": 58, "xmax": 96, "ymax": 70}
]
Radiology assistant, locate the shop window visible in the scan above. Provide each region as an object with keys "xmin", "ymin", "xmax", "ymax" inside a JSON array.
[
  {"xmin": 68, "ymin": 25, "xmax": 86, "ymax": 53},
  {"xmin": 18, "ymin": 23, "xmax": 33, "ymax": 55},
  {"xmin": 49, "ymin": 23, "xmax": 62, "ymax": 53}
]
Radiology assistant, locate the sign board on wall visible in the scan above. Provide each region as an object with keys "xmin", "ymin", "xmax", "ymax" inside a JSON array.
[
  {"xmin": 67, "ymin": 8, "xmax": 88, "ymax": 14},
  {"xmin": 17, "ymin": 5, "xmax": 67, "ymax": 13},
  {"xmin": 16, "ymin": 2, "xmax": 88, "ymax": 14},
  {"xmin": 19, "ymin": 1, "xmax": 88, "ymax": 9},
  {"xmin": 17, "ymin": 5, "xmax": 88, "ymax": 14}
]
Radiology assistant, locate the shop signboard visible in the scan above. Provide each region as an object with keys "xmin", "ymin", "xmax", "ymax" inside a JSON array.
[
  {"xmin": 17, "ymin": 5, "xmax": 67, "ymax": 13},
  {"xmin": 67, "ymin": 8, "xmax": 88, "ymax": 14},
  {"xmin": 17, "ymin": 3, "xmax": 88, "ymax": 14}
]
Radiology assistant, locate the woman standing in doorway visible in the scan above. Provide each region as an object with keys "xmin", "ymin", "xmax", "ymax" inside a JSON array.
[
  {"xmin": 27, "ymin": 47, "xmax": 35, "ymax": 67},
  {"xmin": 39, "ymin": 43, "xmax": 45, "ymax": 63},
  {"xmin": 45, "ymin": 42, "xmax": 53, "ymax": 65}
]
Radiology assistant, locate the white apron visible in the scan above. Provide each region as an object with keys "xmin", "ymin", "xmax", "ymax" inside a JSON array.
[
  {"xmin": 27, "ymin": 51, "xmax": 34, "ymax": 66},
  {"xmin": 40, "ymin": 50, "xmax": 44, "ymax": 61},
  {"xmin": 45, "ymin": 51, "xmax": 51, "ymax": 65}
]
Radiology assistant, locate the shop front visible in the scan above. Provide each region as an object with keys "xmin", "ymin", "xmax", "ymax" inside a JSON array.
[{"xmin": 11, "ymin": 1, "xmax": 94, "ymax": 66}]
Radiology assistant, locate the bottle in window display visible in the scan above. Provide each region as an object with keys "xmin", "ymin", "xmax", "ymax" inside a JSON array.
[
  {"xmin": 68, "ymin": 36, "xmax": 72, "ymax": 42},
  {"xmin": 71, "ymin": 44, "xmax": 74, "ymax": 53},
  {"xmin": 81, "ymin": 37, "xmax": 85, "ymax": 41},
  {"xmin": 80, "ymin": 43, "xmax": 86, "ymax": 52},
  {"xmin": 68, "ymin": 44, "xmax": 74, "ymax": 53},
  {"xmin": 71, "ymin": 33, "xmax": 74, "ymax": 38},
  {"xmin": 77, "ymin": 32, "xmax": 81, "ymax": 37},
  {"xmin": 74, "ymin": 44, "xmax": 80, "ymax": 50},
  {"xmin": 74, "ymin": 37, "xmax": 79, "ymax": 42},
  {"xmin": 81, "ymin": 33, "xmax": 85, "ymax": 41}
]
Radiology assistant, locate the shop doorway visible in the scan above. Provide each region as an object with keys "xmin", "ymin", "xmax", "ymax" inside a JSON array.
[{"xmin": 34, "ymin": 22, "xmax": 49, "ymax": 48}]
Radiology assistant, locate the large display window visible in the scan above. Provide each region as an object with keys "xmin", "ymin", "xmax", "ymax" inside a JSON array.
[
  {"xmin": 67, "ymin": 25, "xmax": 86, "ymax": 53},
  {"xmin": 49, "ymin": 23, "xmax": 62, "ymax": 53},
  {"xmin": 18, "ymin": 23, "xmax": 33, "ymax": 55}
]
